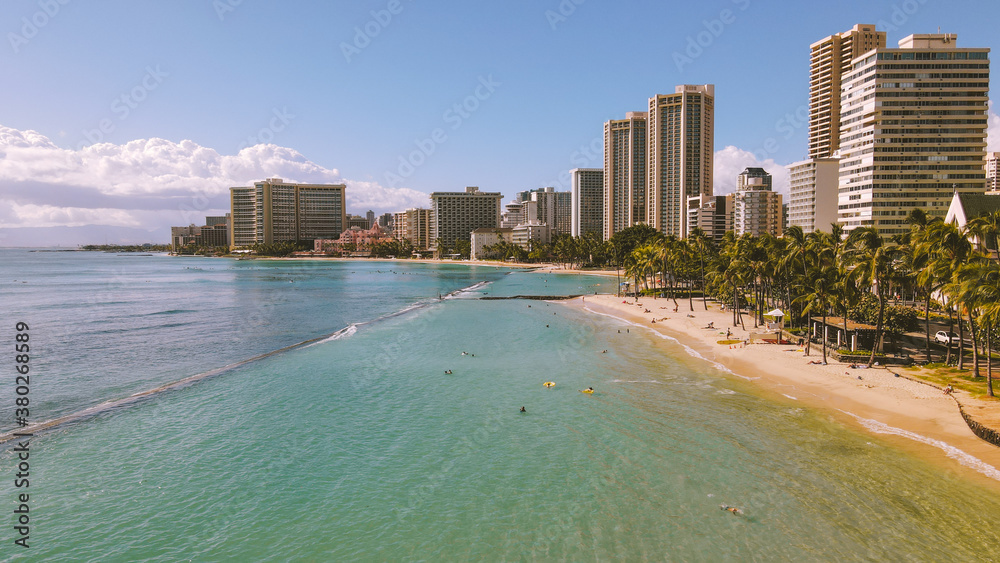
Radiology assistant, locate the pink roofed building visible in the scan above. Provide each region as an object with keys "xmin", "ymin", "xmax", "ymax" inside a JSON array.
[{"xmin": 314, "ymin": 224, "xmax": 392, "ymax": 256}]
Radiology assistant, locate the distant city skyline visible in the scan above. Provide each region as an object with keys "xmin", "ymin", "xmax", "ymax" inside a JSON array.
[{"xmin": 2, "ymin": 1, "xmax": 999, "ymax": 245}]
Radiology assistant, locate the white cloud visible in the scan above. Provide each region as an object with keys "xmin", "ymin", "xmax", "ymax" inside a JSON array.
[
  {"xmin": 988, "ymin": 103, "xmax": 1000, "ymax": 153},
  {"xmin": 713, "ymin": 145, "xmax": 790, "ymax": 197},
  {"xmin": 0, "ymin": 125, "xmax": 429, "ymax": 231}
]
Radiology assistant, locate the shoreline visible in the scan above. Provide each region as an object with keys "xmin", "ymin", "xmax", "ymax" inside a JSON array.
[
  {"xmin": 566, "ymin": 293, "xmax": 1000, "ymax": 488},
  {"xmin": 178, "ymin": 252, "xmax": 625, "ymax": 276}
]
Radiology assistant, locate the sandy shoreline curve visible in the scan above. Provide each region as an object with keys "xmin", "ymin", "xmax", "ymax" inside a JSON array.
[{"xmin": 565, "ymin": 293, "xmax": 1000, "ymax": 487}]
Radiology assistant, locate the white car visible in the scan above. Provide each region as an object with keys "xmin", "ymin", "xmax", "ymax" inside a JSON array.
[{"xmin": 934, "ymin": 331, "xmax": 960, "ymax": 345}]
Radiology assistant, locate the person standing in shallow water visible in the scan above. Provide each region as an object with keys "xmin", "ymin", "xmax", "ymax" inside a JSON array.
[{"xmin": 520, "ymin": 406, "xmax": 526, "ymax": 412}]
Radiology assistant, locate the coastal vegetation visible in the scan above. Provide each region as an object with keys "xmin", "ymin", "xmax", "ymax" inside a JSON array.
[
  {"xmin": 81, "ymin": 244, "xmax": 171, "ymax": 252},
  {"xmin": 610, "ymin": 210, "xmax": 1000, "ymax": 398}
]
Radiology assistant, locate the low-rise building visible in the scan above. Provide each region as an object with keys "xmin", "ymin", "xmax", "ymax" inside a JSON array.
[
  {"xmin": 512, "ymin": 222, "xmax": 550, "ymax": 248},
  {"xmin": 314, "ymin": 224, "xmax": 391, "ymax": 255},
  {"xmin": 470, "ymin": 228, "xmax": 514, "ymax": 260}
]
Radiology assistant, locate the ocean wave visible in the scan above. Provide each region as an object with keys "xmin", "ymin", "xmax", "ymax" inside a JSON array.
[
  {"xmin": 840, "ymin": 410, "xmax": 1000, "ymax": 482},
  {"xmin": 444, "ymin": 280, "xmax": 492, "ymax": 299},
  {"xmin": 307, "ymin": 324, "xmax": 359, "ymax": 346}
]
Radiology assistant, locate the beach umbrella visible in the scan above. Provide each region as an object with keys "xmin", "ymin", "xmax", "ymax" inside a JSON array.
[{"xmin": 764, "ymin": 309, "xmax": 785, "ymax": 318}]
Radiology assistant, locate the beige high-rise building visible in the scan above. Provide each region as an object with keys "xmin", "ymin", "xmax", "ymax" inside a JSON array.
[
  {"xmin": 809, "ymin": 24, "xmax": 885, "ymax": 159},
  {"xmin": 987, "ymin": 152, "xmax": 1000, "ymax": 193},
  {"xmin": 686, "ymin": 194, "xmax": 732, "ymax": 245},
  {"xmin": 393, "ymin": 208, "xmax": 433, "ymax": 250},
  {"xmin": 570, "ymin": 168, "xmax": 604, "ymax": 237},
  {"xmin": 838, "ymin": 34, "xmax": 990, "ymax": 237},
  {"xmin": 791, "ymin": 25, "xmax": 886, "ymax": 235},
  {"xmin": 228, "ymin": 178, "xmax": 346, "ymax": 249},
  {"xmin": 429, "ymin": 186, "xmax": 503, "ymax": 248},
  {"xmin": 647, "ymin": 85, "xmax": 714, "ymax": 238},
  {"xmin": 733, "ymin": 168, "xmax": 782, "ymax": 237},
  {"xmin": 787, "ymin": 158, "xmax": 839, "ymax": 233},
  {"xmin": 530, "ymin": 187, "xmax": 572, "ymax": 236},
  {"xmin": 603, "ymin": 111, "xmax": 647, "ymax": 240}
]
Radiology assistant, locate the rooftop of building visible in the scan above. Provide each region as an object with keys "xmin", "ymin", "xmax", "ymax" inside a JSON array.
[
  {"xmin": 955, "ymin": 192, "xmax": 1000, "ymax": 220},
  {"xmin": 471, "ymin": 227, "xmax": 514, "ymax": 234}
]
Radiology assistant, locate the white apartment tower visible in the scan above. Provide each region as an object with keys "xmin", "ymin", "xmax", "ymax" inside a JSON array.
[
  {"xmin": 987, "ymin": 152, "xmax": 1000, "ymax": 193},
  {"xmin": 838, "ymin": 34, "xmax": 990, "ymax": 237},
  {"xmin": 787, "ymin": 158, "xmax": 840, "ymax": 232},
  {"xmin": 570, "ymin": 168, "xmax": 604, "ymax": 237},
  {"xmin": 648, "ymin": 85, "xmax": 714, "ymax": 238},
  {"xmin": 790, "ymin": 24, "xmax": 886, "ymax": 234},
  {"xmin": 603, "ymin": 112, "xmax": 647, "ymax": 240}
]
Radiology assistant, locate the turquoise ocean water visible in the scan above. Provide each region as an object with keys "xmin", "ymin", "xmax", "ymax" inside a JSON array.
[{"xmin": 2, "ymin": 250, "xmax": 1000, "ymax": 561}]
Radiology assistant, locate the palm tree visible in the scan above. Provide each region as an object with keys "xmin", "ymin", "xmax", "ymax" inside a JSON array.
[
  {"xmin": 971, "ymin": 260, "xmax": 1000, "ymax": 397},
  {"xmin": 794, "ymin": 266, "xmax": 839, "ymax": 363},
  {"xmin": 845, "ymin": 227, "xmax": 895, "ymax": 366},
  {"xmin": 929, "ymin": 221, "xmax": 973, "ymax": 368},
  {"xmin": 689, "ymin": 227, "xmax": 714, "ymax": 310}
]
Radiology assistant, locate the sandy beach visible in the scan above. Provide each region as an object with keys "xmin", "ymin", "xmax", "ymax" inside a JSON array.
[{"xmin": 567, "ymin": 293, "xmax": 1000, "ymax": 486}]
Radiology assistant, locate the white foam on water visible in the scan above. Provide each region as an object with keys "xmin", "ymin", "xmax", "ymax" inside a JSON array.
[
  {"xmin": 306, "ymin": 324, "xmax": 358, "ymax": 347},
  {"xmin": 782, "ymin": 394, "xmax": 798, "ymax": 401},
  {"xmin": 839, "ymin": 410, "xmax": 1000, "ymax": 482},
  {"xmin": 611, "ymin": 379, "xmax": 664, "ymax": 384},
  {"xmin": 445, "ymin": 280, "xmax": 492, "ymax": 299}
]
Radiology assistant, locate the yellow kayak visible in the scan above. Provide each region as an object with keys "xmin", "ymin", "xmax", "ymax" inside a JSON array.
[
  {"xmin": 581, "ymin": 389, "xmax": 594, "ymax": 394},
  {"xmin": 543, "ymin": 381, "xmax": 555, "ymax": 388}
]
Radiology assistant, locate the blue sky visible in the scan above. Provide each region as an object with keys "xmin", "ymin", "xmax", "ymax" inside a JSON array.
[{"xmin": 2, "ymin": 0, "xmax": 999, "ymax": 244}]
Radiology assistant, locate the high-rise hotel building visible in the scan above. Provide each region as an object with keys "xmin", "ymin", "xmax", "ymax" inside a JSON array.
[
  {"xmin": 733, "ymin": 167, "xmax": 782, "ymax": 237},
  {"xmin": 648, "ymin": 85, "xmax": 714, "ymax": 238},
  {"xmin": 603, "ymin": 112, "xmax": 647, "ymax": 240},
  {"xmin": 808, "ymin": 24, "xmax": 885, "ymax": 159},
  {"xmin": 838, "ymin": 34, "xmax": 990, "ymax": 237},
  {"xmin": 229, "ymin": 178, "xmax": 346, "ymax": 248},
  {"xmin": 393, "ymin": 208, "xmax": 433, "ymax": 250},
  {"xmin": 987, "ymin": 152, "xmax": 1000, "ymax": 193},
  {"xmin": 789, "ymin": 24, "xmax": 886, "ymax": 234},
  {"xmin": 429, "ymin": 186, "xmax": 503, "ymax": 248},
  {"xmin": 570, "ymin": 168, "xmax": 604, "ymax": 237}
]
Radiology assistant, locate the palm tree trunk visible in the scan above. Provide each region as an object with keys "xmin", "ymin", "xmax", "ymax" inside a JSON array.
[
  {"xmin": 821, "ymin": 312, "xmax": 828, "ymax": 363},
  {"xmin": 732, "ymin": 284, "xmax": 738, "ymax": 327},
  {"xmin": 988, "ymin": 323, "xmax": 995, "ymax": 397},
  {"xmin": 924, "ymin": 289, "xmax": 932, "ymax": 363},
  {"xmin": 944, "ymin": 305, "xmax": 955, "ymax": 366},
  {"xmin": 699, "ymin": 253, "xmax": 708, "ymax": 311},
  {"xmin": 970, "ymin": 310, "xmax": 981, "ymax": 378},
  {"xmin": 869, "ymin": 291, "xmax": 886, "ymax": 367},
  {"xmin": 957, "ymin": 308, "xmax": 966, "ymax": 370}
]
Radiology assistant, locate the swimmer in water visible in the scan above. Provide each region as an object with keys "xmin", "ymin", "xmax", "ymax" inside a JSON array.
[
  {"xmin": 520, "ymin": 406, "xmax": 526, "ymax": 412},
  {"xmin": 720, "ymin": 504, "xmax": 742, "ymax": 515}
]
